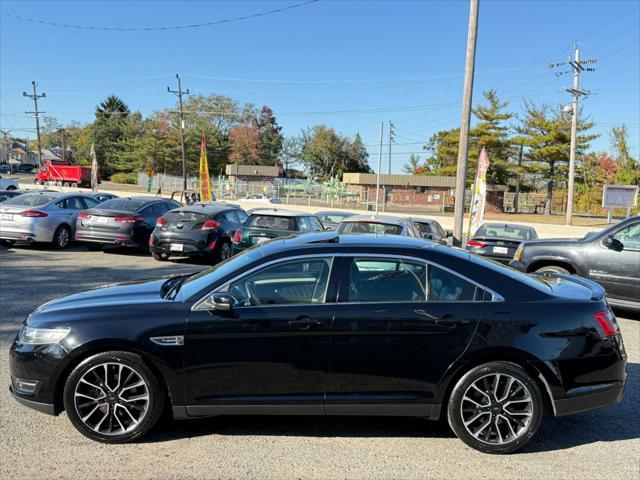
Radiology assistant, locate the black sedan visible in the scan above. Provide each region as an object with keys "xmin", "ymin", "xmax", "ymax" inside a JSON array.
[
  {"xmin": 467, "ymin": 223, "xmax": 538, "ymax": 263},
  {"xmin": 510, "ymin": 215, "xmax": 640, "ymax": 311},
  {"xmin": 74, "ymin": 196, "xmax": 181, "ymax": 250},
  {"xmin": 150, "ymin": 203, "xmax": 247, "ymax": 263},
  {"xmin": 9, "ymin": 233, "xmax": 627, "ymax": 453},
  {"xmin": 338, "ymin": 214, "xmax": 422, "ymax": 237}
]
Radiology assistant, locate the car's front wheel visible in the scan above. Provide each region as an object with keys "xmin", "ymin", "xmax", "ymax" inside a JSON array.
[
  {"xmin": 63, "ymin": 351, "xmax": 165, "ymax": 443},
  {"xmin": 447, "ymin": 362, "xmax": 543, "ymax": 454},
  {"xmin": 534, "ymin": 265, "xmax": 571, "ymax": 275}
]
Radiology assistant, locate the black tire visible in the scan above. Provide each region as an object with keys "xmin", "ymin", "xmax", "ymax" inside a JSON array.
[
  {"xmin": 6, "ymin": 185, "xmax": 16, "ymax": 191},
  {"xmin": 85, "ymin": 243, "xmax": 103, "ymax": 251},
  {"xmin": 534, "ymin": 265, "xmax": 571, "ymax": 275},
  {"xmin": 52, "ymin": 225, "xmax": 72, "ymax": 249},
  {"xmin": 0, "ymin": 239, "xmax": 15, "ymax": 247},
  {"xmin": 152, "ymin": 251, "xmax": 169, "ymax": 261},
  {"xmin": 63, "ymin": 351, "xmax": 165, "ymax": 444},
  {"xmin": 71, "ymin": 182, "xmax": 78, "ymax": 188},
  {"xmin": 447, "ymin": 361, "xmax": 544, "ymax": 454}
]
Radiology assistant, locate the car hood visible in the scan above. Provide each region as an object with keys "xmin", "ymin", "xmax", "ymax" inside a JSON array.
[{"xmin": 31, "ymin": 277, "xmax": 172, "ymax": 317}]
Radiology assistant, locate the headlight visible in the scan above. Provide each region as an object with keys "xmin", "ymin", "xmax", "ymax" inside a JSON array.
[
  {"xmin": 513, "ymin": 245, "xmax": 524, "ymax": 262},
  {"xmin": 19, "ymin": 326, "xmax": 70, "ymax": 345}
]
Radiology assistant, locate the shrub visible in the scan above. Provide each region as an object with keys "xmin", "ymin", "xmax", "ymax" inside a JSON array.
[{"xmin": 109, "ymin": 172, "xmax": 138, "ymax": 184}]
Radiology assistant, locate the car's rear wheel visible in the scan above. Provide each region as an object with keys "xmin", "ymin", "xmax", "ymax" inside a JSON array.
[
  {"xmin": 52, "ymin": 225, "xmax": 71, "ymax": 249},
  {"xmin": 534, "ymin": 265, "xmax": 571, "ymax": 275},
  {"xmin": 447, "ymin": 362, "xmax": 543, "ymax": 454},
  {"xmin": 63, "ymin": 351, "xmax": 164, "ymax": 443},
  {"xmin": 152, "ymin": 251, "xmax": 169, "ymax": 261},
  {"xmin": 214, "ymin": 240, "xmax": 232, "ymax": 263}
]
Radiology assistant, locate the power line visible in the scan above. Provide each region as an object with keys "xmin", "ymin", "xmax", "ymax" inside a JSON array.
[
  {"xmin": 3, "ymin": 0, "xmax": 320, "ymax": 31},
  {"xmin": 23, "ymin": 81, "xmax": 46, "ymax": 170},
  {"xmin": 167, "ymin": 74, "xmax": 190, "ymax": 190}
]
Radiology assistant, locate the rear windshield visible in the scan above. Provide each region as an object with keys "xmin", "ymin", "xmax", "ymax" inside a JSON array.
[
  {"xmin": 164, "ymin": 210, "xmax": 208, "ymax": 223},
  {"xmin": 469, "ymin": 254, "xmax": 551, "ymax": 293},
  {"xmin": 319, "ymin": 213, "xmax": 350, "ymax": 224},
  {"xmin": 247, "ymin": 215, "xmax": 293, "ymax": 230},
  {"xmin": 3, "ymin": 193, "xmax": 56, "ymax": 207},
  {"xmin": 339, "ymin": 221, "xmax": 402, "ymax": 235},
  {"xmin": 97, "ymin": 198, "xmax": 145, "ymax": 211},
  {"xmin": 475, "ymin": 224, "xmax": 534, "ymax": 240}
]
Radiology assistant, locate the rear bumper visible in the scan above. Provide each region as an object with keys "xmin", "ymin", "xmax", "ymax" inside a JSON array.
[
  {"xmin": 151, "ymin": 236, "xmax": 216, "ymax": 257},
  {"xmin": 75, "ymin": 231, "xmax": 138, "ymax": 247},
  {"xmin": 553, "ymin": 382, "xmax": 625, "ymax": 417},
  {"xmin": 0, "ymin": 220, "xmax": 55, "ymax": 243}
]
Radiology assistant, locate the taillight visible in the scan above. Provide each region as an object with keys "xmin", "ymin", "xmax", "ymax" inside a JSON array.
[
  {"xmin": 594, "ymin": 309, "xmax": 620, "ymax": 337},
  {"xmin": 115, "ymin": 216, "xmax": 142, "ymax": 223},
  {"xmin": 232, "ymin": 229, "xmax": 242, "ymax": 243},
  {"xmin": 202, "ymin": 220, "xmax": 221, "ymax": 231},
  {"xmin": 21, "ymin": 210, "xmax": 48, "ymax": 217},
  {"xmin": 156, "ymin": 217, "xmax": 165, "ymax": 227},
  {"xmin": 78, "ymin": 213, "xmax": 91, "ymax": 219},
  {"xmin": 466, "ymin": 240, "xmax": 487, "ymax": 248}
]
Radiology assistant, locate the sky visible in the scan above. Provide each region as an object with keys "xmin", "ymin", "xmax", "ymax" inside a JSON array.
[{"xmin": 1, "ymin": 0, "xmax": 639, "ymax": 173}]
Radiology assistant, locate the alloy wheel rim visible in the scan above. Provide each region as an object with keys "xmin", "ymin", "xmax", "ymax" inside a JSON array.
[
  {"xmin": 460, "ymin": 373, "xmax": 533, "ymax": 445},
  {"xmin": 74, "ymin": 362, "xmax": 150, "ymax": 436},
  {"xmin": 57, "ymin": 228, "xmax": 69, "ymax": 247}
]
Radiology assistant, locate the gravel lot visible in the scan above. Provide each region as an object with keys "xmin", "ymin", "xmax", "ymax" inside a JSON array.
[{"xmin": 0, "ymin": 243, "xmax": 638, "ymax": 480}]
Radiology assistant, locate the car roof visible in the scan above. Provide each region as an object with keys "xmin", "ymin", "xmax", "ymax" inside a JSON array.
[
  {"xmin": 248, "ymin": 208, "xmax": 316, "ymax": 217},
  {"xmin": 341, "ymin": 214, "xmax": 409, "ymax": 225},
  {"xmin": 315, "ymin": 210, "xmax": 354, "ymax": 216},
  {"xmin": 479, "ymin": 222, "xmax": 534, "ymax": 230}
]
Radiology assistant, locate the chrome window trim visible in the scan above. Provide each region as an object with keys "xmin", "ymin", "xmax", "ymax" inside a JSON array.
[
  {"xmin": 191, "ymin": 253, "xmax": 339, "ymax": 312},
  {"xmin": 341, "ymin": 253, "xmax": 504, "ymax": 303}
]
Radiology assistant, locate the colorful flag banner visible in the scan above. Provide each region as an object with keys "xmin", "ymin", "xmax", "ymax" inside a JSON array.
[
  {"xmin": 466, "ymin": 147, "xmax": 490, "ymax": 239},
  {"xmin": 199, "ymin": 131, "xmax": 212, "ymax": 202},
  {"xmin": 90, "ymin": 142, "xmax": 99, "ymax": 192}
]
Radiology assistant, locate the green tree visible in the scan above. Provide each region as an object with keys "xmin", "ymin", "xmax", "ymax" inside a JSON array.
[
  {"xmin": 610, "ymin": 124, "xmax": 639, "ymax": 185},
  {"xmin": 402, "ymin": 154, "xmax": 422, "ymax": 174},
  {"xmin": 423, "ymin": 128, "xmax": 460, "ymax": 175},
  {"xmin": 516, "ymin": 102, "xmax": 597, "ymax": 214},
  {"xmin": 256, "ymin": 106, "xmax": 283, "ymax": 165},
  {"xmin": 95, "ymin": 95, "xmax": 130, "ymax": 120}
]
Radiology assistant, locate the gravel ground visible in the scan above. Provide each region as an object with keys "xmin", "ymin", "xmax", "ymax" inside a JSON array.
[{"xmin": 0, "ymin": 243, "xmax": 638, "ymax": 480}]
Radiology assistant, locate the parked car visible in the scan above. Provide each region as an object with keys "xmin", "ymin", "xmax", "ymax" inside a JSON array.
[
  {"xmin": 315, "ymin": 210, "xmax": 355, "ymax": 230},
  {"xmin": 0, "ymin": 175, "xmax": 19, "ymax": 191},
  {"xmin": 0, "ymin": 164, "xmax": 12, "ymax": 174},
  {"xmin": 338, "ymin": 214, "xmax": 422, "ymax": 237},
  {"xmin": 74, "ymin": 196, "xmax": 181, "ymax": 250},
  {"xmin": 466, "ymin": 223, "xmax": 538, "ymax": 264},
  {"xmin": 411, "ymin": 217, "xmax": 452, "ymax": 244},
  {"xmin": 0, "ymin": 189, "xmax": 25, "ymax": 203},
  {"xmin": 170, "ymin": 190, "xmax": 217, "ymax": 206},
  {"xmin": 510, "ymin": 216, "xmax": 640, "ymax": 311},
  {"xmin": 89, "ymin": 192, "xmax": 118, "ymax": 204},
  {"xmin": 9, "ymin": 232, "xmax": 627, "ymax": 453},
  {"xmin": 150, "ymin": 203, "xmax": 248, "ymax": 263},
  {"xmin": 232, "ymin": 209, "xmax": 324, "ymax": 253},
  {"xmin": 0, "ymin": 191, "xmax": 101, "ymax": 248},
  {"xmin": 244, "ymin": 193, "xmax": 281, "ymax": 204},
  {"xmin": 17, "ymin": 164, "xmax": 35, "ymax": 174}
]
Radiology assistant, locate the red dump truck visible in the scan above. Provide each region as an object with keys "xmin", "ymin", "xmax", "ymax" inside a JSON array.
[{"xmin": 35, "ymin": 160, "xmax": 97, "ymax": 188}]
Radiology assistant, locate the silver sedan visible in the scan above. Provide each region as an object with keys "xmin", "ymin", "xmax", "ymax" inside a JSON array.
[{"xmin": 0, "ymin": 192, "xmax": 101, "ymax": 249}]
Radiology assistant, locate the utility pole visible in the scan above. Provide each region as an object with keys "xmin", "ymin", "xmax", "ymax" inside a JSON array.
[
  {"xmin": 61, "ymin": 128, "xmax": 66, "ymax": 162},
  {"xmin": 387, "ymin": 121, "xmax": 394, "ymax": 175},
  {"xmin": 453, "ymin": 0, "xmax": 480, "ymax": 246},
  {"xmin": 514, "ymin": 143, "xmax": 523, "ymax": 214},
  {"xmin": 23, "ymin": 81, "xmax": 46, "ymax": 170},
  {"xmin": 564, "ymin": 45, "xmax": 595, "ymax": 225},
  {"xmin": 375, "ymin": 121, "xmax": 384, "ymax": 215},
  {"xmin": 167, "ymin": 74, "xmax": 190, "ymax": 190}
]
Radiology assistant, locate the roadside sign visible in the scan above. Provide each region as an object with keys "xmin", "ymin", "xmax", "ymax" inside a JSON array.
[
  {"xmin": 602, "ymin": 185, "xmax": 638, "ymax": 209},
  {"xmin": 146, "ymin": 168, "xmax": 154, "ymax": 193}
]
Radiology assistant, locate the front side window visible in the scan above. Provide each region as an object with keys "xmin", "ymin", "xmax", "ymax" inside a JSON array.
[
  {"xmin": 427, "ymin": 264, "xmax": 477, "ymax": 301},
  {"xmin": 226, "ymin": 257, "xmax": 333, "ymax": 307},
  {"xmin": 613, "ymin": 222, "xmax": 640, "ymax": 250},
  {"xmin": 347, "ymin": 257, "xmax": 426, "ymax": 302}
]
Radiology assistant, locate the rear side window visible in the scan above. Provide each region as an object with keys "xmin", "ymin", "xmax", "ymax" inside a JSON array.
[
  {"xmin": 347, "ymin": 257, "xmax": 427, "ymax": 302},
  {"xmin": 57, "ymin": 197, "xmax": 85, "ymax": 210},
  {"xmin": 82, "ymin": 197, "xmax": 100, "ymax": 208},
  {"xmin": 247, "ymin": 215, "xmax": 293, "ymax": 230},
  {"xmin": 339, "ymin": 222, "xmax": 402, "ymax": 235},
  {"xmin": 235, "ymin": 210, "xmax": 248, "ymax": 224},
  {"xmin": 427, "ymin": 265, "xmax": 477, "ymax": 301},
  {"xmin": 3, "ymin": 194, "xmax": 56, "ymax": 206},
  {"xmin": 298, "ymin": 216, "xmax": 324, "ymax": 232},
  {"xmin": 98, "ymin": 199, "xmax": 145, "ymax": 211}
]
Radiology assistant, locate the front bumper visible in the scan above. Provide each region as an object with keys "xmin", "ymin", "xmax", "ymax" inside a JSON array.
[
  {"xmin": 553, "ymin": 382, "xmax": 625, "ymax": 416},
  {"xmin": 9, "ymin": 385, "xmax": 56, "ymax": 416}
]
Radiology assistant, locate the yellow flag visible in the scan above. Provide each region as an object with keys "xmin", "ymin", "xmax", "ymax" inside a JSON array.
[{"xmin": 199, "ymin": 131, "xmax": 212, "ymax": 202}]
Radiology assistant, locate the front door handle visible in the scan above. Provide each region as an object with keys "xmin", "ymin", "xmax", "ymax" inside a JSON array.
[{"xmin": 289, "ymin": 317, "xmax": 323, "ymax": 331}]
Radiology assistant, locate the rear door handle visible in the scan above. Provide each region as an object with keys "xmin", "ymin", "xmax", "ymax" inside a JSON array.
[
  {"xmin": 289, "ymin": 318, "xmax": 323, "ymax": 331},
  {"xmin": 437, "ymin": 314, "xmax": 470, "ymax": 328}
]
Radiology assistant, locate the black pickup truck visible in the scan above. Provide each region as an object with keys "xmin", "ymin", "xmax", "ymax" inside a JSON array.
[{"xmin": 510, "ymin": 215, "xmax": 640, "ymax": 311}]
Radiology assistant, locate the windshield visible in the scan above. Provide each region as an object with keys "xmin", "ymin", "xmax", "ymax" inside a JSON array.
[
  {"xmin": 174, "ymin": 246, "xmax": 265, "ymax": 301},
  {"xmin": 475, "ymin": 224, "xmax": 535, "ymax": 240},
  {"xmin": 339, "ymin": 222, "xmax": 402, "ymax": 235},
  {"xmin": 3, "ymin": 193, "xmax": 57, "ymax": 207}
]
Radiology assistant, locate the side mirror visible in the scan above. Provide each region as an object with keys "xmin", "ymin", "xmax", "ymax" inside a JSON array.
[
  {"xmin": 199, "ymin": 292, "xmax": 234, "ymax": 311},
  {"xmin": 604, "ymin": 235, "xmax": 624, "ymax": 252},
  {"xmin": 422, "ymin": 233, "xmax": 435, "ymax": 240}
]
